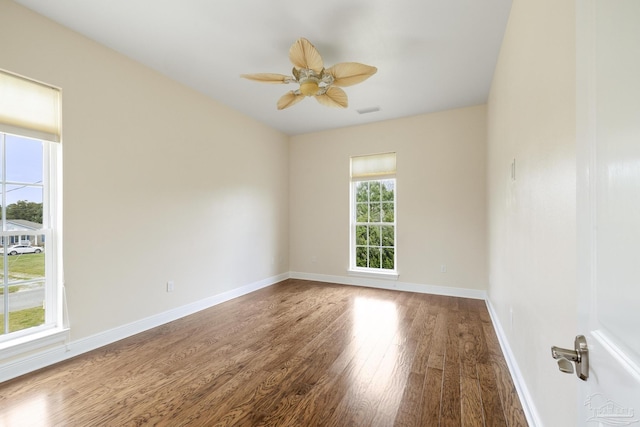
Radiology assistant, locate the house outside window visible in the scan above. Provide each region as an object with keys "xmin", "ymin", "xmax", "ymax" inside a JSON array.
[
  {"xmin": 0, "ymin": 69, "xmax": 63, "ymax": 347},
  {"xmin": 350, "ymin": 152, "xmax": 397, "ymax": 277}
]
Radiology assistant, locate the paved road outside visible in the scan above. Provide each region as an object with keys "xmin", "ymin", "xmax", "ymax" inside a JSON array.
[{"xmin": 0, "ymin": 288, "xmax": 44, "ymax": 311}]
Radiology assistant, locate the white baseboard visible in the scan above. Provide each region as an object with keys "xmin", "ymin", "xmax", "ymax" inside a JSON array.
[
  {"xmin": 0, "ymin": 272, "xmax": 289, "ymax": 383},
  {"xmin": 485, "ymin": 298, "xmax": 542, "ymax": 427},
  {"xmin": 290, "ymin": 271, "xmax": 487, "ymax": 300}
]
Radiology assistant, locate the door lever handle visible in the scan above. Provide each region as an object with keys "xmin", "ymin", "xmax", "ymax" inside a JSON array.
[
  {"xmin": 551, "ymin": 335, "xmax": 589, "ymax": 381},
  {"xmin": 551, "ymin": 346, "xmax": 579, "ymax": 362},
  {"xmin": 556, "ymin": 357, "xmax": 574, "ymax": 374}
]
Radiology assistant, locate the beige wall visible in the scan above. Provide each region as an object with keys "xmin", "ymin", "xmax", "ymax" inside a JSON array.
[
  {"xmin": 290, "ymin": 105, "xmax": 487, "ymax": 291},
  {"xmin": 487, "ymin": 0, "xmax": 577, "ymax": 424},
  {"xmin": 0, "ymin": 0, "xmax": 289, "ymax": 341}
]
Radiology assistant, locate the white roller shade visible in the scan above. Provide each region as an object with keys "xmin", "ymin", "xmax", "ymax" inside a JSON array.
[
  {"xmin": 0, "ymin": 70, "xmax": 61, "ymax": 143},
  {"xmin": 351, "ymin": 152, "xmax": 396, "ymax": 179}
]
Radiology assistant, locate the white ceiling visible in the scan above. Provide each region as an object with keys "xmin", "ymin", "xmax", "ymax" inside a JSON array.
[{"xmin": 14, "ymin": 0, "xmax": 512, "ymax": 136}]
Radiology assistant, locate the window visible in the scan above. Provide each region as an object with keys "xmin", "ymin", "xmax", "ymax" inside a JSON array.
[
  {"xmin": 0, "ymin": 69, "xmax": 62, "ymax": 346},
  {"xmin": 350, "ymin": 152, "xmax": 397, "ymax": 276}
]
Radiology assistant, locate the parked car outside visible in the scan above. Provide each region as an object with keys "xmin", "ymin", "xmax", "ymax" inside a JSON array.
[{"xmin": 0, "ymin": 245, "xmax": 43, "ymax": 255}]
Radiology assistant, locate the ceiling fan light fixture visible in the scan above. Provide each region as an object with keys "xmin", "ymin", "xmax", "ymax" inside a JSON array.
[{"xmin": 300, "ymin": 79, "xmax": 319, "ymax": 96}]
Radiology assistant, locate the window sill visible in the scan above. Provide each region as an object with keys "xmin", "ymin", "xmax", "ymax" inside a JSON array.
[
  {"xmin": 0, "ymin": 327, "xmax": 69, "ymax": 360},
  {"xmin": 347, "ymin": 269, "xmax": 399, "ymax": 280}
]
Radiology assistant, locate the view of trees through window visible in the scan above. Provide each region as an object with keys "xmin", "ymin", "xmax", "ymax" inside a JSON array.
[
  {"xmin": 354, "ymin": 179, "xmax": 395, "ymax": 270},
  {"xmin": 2, "ymin": 200, "xmax": 43, "ymax": 223}
]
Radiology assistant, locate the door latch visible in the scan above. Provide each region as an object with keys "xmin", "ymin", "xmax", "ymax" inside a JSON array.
[{"xmin": 551, "ymin": 335, "xmax": 589, "ymax": 381}]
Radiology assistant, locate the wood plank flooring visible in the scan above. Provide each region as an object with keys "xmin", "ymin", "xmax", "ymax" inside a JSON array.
[{"xmin": 0, "ymin": 279, "xmax": 528, "ymax": 426}]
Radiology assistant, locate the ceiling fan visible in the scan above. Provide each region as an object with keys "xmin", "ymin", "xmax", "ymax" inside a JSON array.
[{"xmin": 241, "ymin": 38, "xmax": 377, "ymax": 110}]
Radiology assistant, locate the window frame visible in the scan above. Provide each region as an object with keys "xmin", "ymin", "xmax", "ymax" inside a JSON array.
[
  {"xmin": 349, "ymin": 176, "xmax": 398, "ymax": 279},
  {"xmin": 0, "ymin": 132, "xmax": 64, "ymax": 349}
]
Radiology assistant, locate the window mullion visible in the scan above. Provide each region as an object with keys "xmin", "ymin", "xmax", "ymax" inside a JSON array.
[
  {"xmin": 1, "ymin": 133, "xmax": 8, "ymax": 334},
  {"xmin": 1, "ymin": 132, "xmax": 5, "ymax": 230}
]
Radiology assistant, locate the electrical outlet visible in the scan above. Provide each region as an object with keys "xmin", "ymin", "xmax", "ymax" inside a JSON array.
[{"xmin": 167, "ymin": 281, "xmax": 175, "ymax": 292}]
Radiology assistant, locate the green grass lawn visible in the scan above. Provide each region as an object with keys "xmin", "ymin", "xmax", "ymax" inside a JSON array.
[
  {"xmin": 0, "ymin": 253, "xmax": 46, "ymax": 332},
  {"xmin": 0, "ymin": 307, "xmax": 45, "ymax": 332},
  {"xmin": 0, "ymin": 252, "xmax": 45, "ymax": 280},
  {"xmin": 0, "ymin": 285, "xmax": 20, "ymax": 295}
]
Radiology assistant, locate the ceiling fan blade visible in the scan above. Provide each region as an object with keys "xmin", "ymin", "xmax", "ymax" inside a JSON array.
[
  {"xmin": 315, "ymin": 86, "xmax": 348, "ymax": 108},
  {"xmin": 325, "ymin": 62, "xmax": 377, "ymax": 87},
  {"xmin": 277, "ymin": 91, "xmax": 305, "ymax": 110},
  {"xmin": 289, "ymin": 38, "xmax": 324, "ymax": 74},
  {"xmin": 241, "ymin": 73, "xmax": 293, "ymax": 84}
]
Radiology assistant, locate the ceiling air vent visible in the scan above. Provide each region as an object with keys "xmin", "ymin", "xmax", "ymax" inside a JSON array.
[{"xmin": 356, "ymin": 106, "xmax": 381, "ymax": 115}]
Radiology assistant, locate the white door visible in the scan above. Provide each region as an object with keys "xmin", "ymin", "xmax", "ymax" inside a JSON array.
[{"xmin": 576, "ymin": 0, "xmax": 640, "ymax": 425}]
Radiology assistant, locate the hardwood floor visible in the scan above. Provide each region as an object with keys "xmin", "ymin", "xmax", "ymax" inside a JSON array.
[{"xmin": 0, "ymin": 279, "xmax": 528, "ymax": 426}]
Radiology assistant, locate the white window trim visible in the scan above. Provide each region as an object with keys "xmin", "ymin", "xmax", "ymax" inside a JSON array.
[
  {"xmin": 347, "ymin": 268, "xmax": 399, "ymax": 280},
  {"xmin": 0, "ymin": 327, "xmax": 69, "ymax": 359}
]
